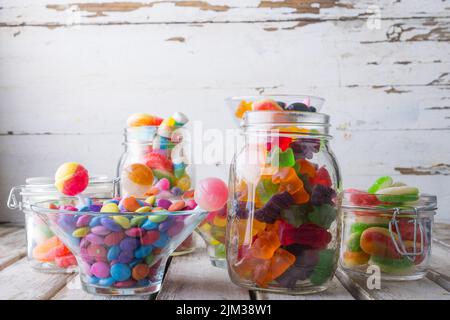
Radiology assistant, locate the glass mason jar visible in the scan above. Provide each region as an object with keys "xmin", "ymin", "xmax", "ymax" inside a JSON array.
[
  {"xmin": 7, "ymin": 176, "xmax": 114, "ymax": 273},
  {"xmin": 117, "ymin": 126, "xmax": 196, "ymax": 255},
  {"xmin": 226, "ymin": 102, "xmax": 342, "ymax": 294},
  {"xmin": 340, "ymin": 190, "xmax": 437, "ymax": 280}
]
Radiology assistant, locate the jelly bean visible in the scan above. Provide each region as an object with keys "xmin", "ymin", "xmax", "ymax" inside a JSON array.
[
  {"xmin": 126, "ymin": 113, "xmax": 163, "ymax": 127},
  {"xmin": 57, "ymin": 215, "xmax": 77, "ymax": 233},
  {"xmin": 375, "ymin": 186, "xmax": 419, "ymax": 203},
  {"xmin": 91, "ymin": 225, "xmax": 111, "ymax": 236},
  {"xmin": 85, "ymin": 233, "xmax": 104, "ymax": 245},
  {"xmin": 72, "ymin": 227, "xmax": 90, "ymax": 238},
  {"xmin": 280, "ymin": 204, "xmax": 310, "ymax": 228},
  {"xmin": 369, "ymin": 255, "xmax": 414, "ymax": 274},
  {"xmin": 112, "ymin": 216, "xmax": 131, "ymax": 229},
  {"xmin": 98, "ymin": 277, "xmax": 116, "ymax": 287},
  {"xmin": 342, "ymin": 251, "xmax": 369, "ymax": 267},
  {"xmin": 251, "ymin": 99, "xmax": 283, "ymax": 111},
  {"xmin": 90, "ymin": 262, "xmax": 110, "ymax": 278},
  {"xmin": 134, "ymin": 245, "xmax": 153, "ymax": 259},
  {"xmin": 101, "ymin": 203, "xmax": 120, "ymax": 213},
  {"xmin": 194, "ymin": 178, "xmax": 228, "ymax": 212},
  {"xmin": 142, "ymin": 220, "xmax": 159, "ymax": 230},
  {"xmin": 307, "ymin": 204, "xmax": 337, "ymax": 229},
  {"xmin": 130, "ymin": 216, "xmax": 147, "ymax": 227},
  {"xmin": 368, "ymin": 176, "xmax": 393, "ymax": 194},
  {"xmin": 107, "ymin": 245, "xmax": 121, "ymax": 261},
  {"xmin": 235, "ymin": 100, "xmax": 253, "ymax": 119},
  {"xmin": 135, "ymin": 206, "xmax": 151, "ymax": 213},
  {"xmin": 167, "ymin": 221, "xmax": 184, "ymax": 237},
  {"xmin": 104, "ymin": 231, "xmax": 125, "ymax": 246},
  {"xmin": 168, "ymin": 201, "xmax": 185, "ymax": 212},
  {"xmin": 309, "ymin": 249, "xmax": 335, "ymax": 285},
  {"xmin": 153, "ymin": 233, "xmax": 169, "ymax": 248},
  {"xmin": 104, "ymin": 199, "xmax": 120, "ymax": 205},
  {"xmin": 118, "ymin": 251, "xmax": 134, "ymax": 264},
  {"xmin": 89, "ymin": 216, "xmax": 103, "ymax": 227},
  {"xmin": 255, "ymin": 191, "xmax": 295, "ymax": 224},
  {"xmin": 76, "ymin": 215, "xmax": 91, "ymax": 227},
  {"xmin": 110, "ymin": 263, "xmax": 131, "ymax": 281},
  {"xmin": 270, "ymin": 146, "xmax": 295, "ymax": 168},
  {"xmin": 120, "ymin": 237, "xmax": 140, "ymax": 252},
  {"xmin": 156, "ymin": 199, "xmax": 172, "ymax": 210},
  {"xmin": 55, "ymin": 162, "xmax": 89, "ymax": 196},
  {"xmin": 101, "ymin": 218, "xmax": 122, "ymax": 232}
]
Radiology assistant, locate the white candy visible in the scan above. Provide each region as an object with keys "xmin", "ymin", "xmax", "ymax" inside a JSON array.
[{"xmin": 172, "ymin": 112, "xmax": 189, "ymax": 126}]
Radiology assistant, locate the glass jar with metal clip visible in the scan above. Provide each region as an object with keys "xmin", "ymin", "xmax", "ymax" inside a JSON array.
[{"xmin": 340, "ymin": 190, "xmax": 437, "ymax": 280}]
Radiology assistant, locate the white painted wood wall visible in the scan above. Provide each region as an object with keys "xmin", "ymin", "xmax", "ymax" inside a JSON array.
[{"xmin": 1, "ymin": 0, "xmax": 449, "ymax": 223}]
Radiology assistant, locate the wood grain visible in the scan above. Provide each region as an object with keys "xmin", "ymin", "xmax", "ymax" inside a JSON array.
[{"xmin": 0, "ymin": 229, "xmax": 27, "ymax": 271}]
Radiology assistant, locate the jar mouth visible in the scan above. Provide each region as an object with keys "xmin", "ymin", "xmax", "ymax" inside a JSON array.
[
  {"xmin": 342, "ymin": 189, "xmax": 437, "ymax": 214},
  {"xmin": 226, "ymin": 94, "xmax": 326, "ymax": 110}
]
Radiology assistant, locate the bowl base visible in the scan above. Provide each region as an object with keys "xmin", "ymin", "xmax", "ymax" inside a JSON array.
[
  {"xmin": 30, "ymin": 260, "xmax": 78, "ymax": 274},
  {"xmin": 82, "ymin": 282, "xmax": 161, "ymax": 296}
]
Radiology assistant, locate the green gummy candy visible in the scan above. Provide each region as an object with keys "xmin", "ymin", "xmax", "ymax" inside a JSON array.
[
  {"xmin": 214, "ymin": 243, "xmax": 226, "ymax": 259},
  {"xmin": 174, "ymin": 168, "xmax": 186, "ymax": 179},
  {"xmin": 350, "ymin": 222, "xmax": 388, "ymax": 234},
  {"xmin": 153, "ymin": 169, "xmax": 176, "ymax": 186},
  {"xmin": 308, "ymin": 204, "xmax": 337, "ymax": 229},
  {"xmin": 310, "ymin": 249, "xmax": 336, "ymax": 285},
  {"xmin": 270, "ymin": 146, "xmax": 295, "ymax": 168},
  {"xmin": 281, "ymin": 204, "xmax": 311, "ymax": 228},
  {"xmin": 368, "ymin": 176, "xmax": 393, "ymax": 194},
  {"xmin": 346, "ymin": 232, "xmax": 362, "ymax": 252},
  {"xmin": 369, "ymin": 255, "xmax": 414, "ymax": 274},
  {"xmin": 256, "ymin": 178, "xmax": 279, "ymax": 203}
]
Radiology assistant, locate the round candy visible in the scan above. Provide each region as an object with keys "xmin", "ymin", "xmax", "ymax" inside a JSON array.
[
  {"xmin": 132, "ymin": 264, "xmax": 150, "ymax": 281},
  {"xmin": 110, "ymin": 263, "xmax": 131, "ymax": 282},
  {"xmin": 194, "ymin": 178, "xmax": 228, "ymax": 211},
  {"xmin": 90, "ymin": 262, "xmax": 110, "ymax": 279},
  {"xmin": 121, "ymin": 163, "xmax": 154, "ymax": 197},
  {"xmin": 126, "ymin": 113, "xmax": 163, "ymax": 127},
  {"xmin": 55, "ymin": 162, "xmax": 89, "ymax": 196},
  {"xmin": 156, "ymin": 178, "xmax": 170, "ymax": 191},
  {"xmin": 100, "ymin": 203, "xmax": 120, "ymax": 213}
]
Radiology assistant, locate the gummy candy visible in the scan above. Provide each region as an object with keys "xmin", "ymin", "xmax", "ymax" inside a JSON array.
[
  {"xmin": 269, "ymin": 147, "xmax": 295, "ymax": 168},
  {"xmin": 276, "ymin": 248, "xmax": 319, "ymax": 288},
  {"xmin": 255, "ymin": 177, "xmax": 279, "ymax": 204},
  {"xmin": 127, "ymin": 113, "xmax": 163, "ymax": 127},
  {"xmin": 252, "ymin": 99, "xmax": 283, "ymax": 112},
  {"xmin": 309, "ymin": 249, "xmax": 335, "ymax": 285},
  {"xmin": 346, "ymin": 232, "xmax": 362, "ymax": 252},
  {"xmin": 272, "ymin": 168, "xmax": 307, "ymax": 198},
  {"xmin": 250, "ymin": 230, "xmax": 280, "ymax": 259},
  {"xmin": 295, "ymin": 159, "xmax": 317, "ymax": 179},
  {"xmin": 348, "ymin": 189, "xmax": 380, "ymax": 206},
  {"xmin": 194, "ymin": 178, "xmax": 228, "ymax": 211},
  {"xmin": 254, "ymin": 191, "xmax": 295, "ymax": 224},
  {"xmin": 290, "ymin": 138, "xmax": 321, "ymax": 160},
  {"xmin": 285, "ymin": 102, "xmax": 317, "ymax": 112},
  {"xmin": 145, "ymin": 152, "xmax": 174, "ymax": 172},
  {"xmin": 235, "ymin": 100, "xmax": 253, "ymax": 119},
  {"xmin": 55, "ymin": 162, "xmax": 89, "ymax": 196},
  {"xmin": 310, "ymin": 166, "xmax": 332, "ymax": 187},
  {"xmin": 342, "ymin": 251, "xmax": 370, "ymax": 267},
  {"xmin": 310, "ymin": 184, "xmax": 335, "ymax": 206},
  {"xmin": 307, "ymin": 204, "xmax": 337, "ymax": 229},
  {"xmin": 267, "ymin": 136, "xmax": 292, "ymax": 152},
  {"xmin": 280, "ymin": 204, "xmax": 311, "ymax": 228},
  {"xmin": 368, "ymin": 176, "xmax": 393, "ymax": 194},
  {"xmin": 279, "ymin": 222, "xmax": 332, "ymax": 249},
  {"xmin": 375, "ymin": 186, "xmax": 419, "ymax": 203},
  {"xmin": 369, "ymin": 255, "xmax": 414, "ymax": 274}
]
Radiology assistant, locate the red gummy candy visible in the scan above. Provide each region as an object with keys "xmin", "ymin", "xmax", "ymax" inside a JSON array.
[
  {"xmin": 145, "ymin": 152, "xmax": 173, "ymax": 172},
  {"xmin": 267, "ymin": 137, "xmax": 293, "ymax": 152},
  {"xmin": 279, "ymin": 222, "xmax": 331, "ymax": 249},
  {"xmin": 55, "ymin": 254, "xmax": 77, "ymax": 268},
  {"xmin": 310, "ymin": 166, "xmax": 332, "ymax": 187},
  {"xmin": 347, "ymin": 188, "xmax": 381, "ymax": 206}
]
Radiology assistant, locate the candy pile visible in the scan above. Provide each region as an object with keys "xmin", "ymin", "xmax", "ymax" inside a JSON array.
[
  {"xmin": 235, "ymin": 98, "xmax": 317, "ymax": 119},
  {"xmin": 121, "ymin": 112, "xmax": 191, "ymax": 198},
  {"xmin": 342, "ymin": 176, "xmax": 426, "ymax": 275},
  {"xmin": 229, "ymin": 122, "xmax": 338, "ymax": 289},
  {"xmin": 45, "ymin": 192, "xmax": 203, "ymax": 290}
]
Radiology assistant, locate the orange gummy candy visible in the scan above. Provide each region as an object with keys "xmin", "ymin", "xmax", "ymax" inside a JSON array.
[
  {"xmin": 250, "ymin": 230, "xmax": 281, "ymax": 260},
  {"xmin": 297, "ymin": 159, "xmax": 317, "ymax": 179},
  {"xmin": 235, "ymin": 100, "xmax": 253, "ymax": 119},
  {"xmin": 237, "ymin": 219, "xmax": 266, "ymax": 246},
  {"xmin": 272, "ymin": 167, "xmax": 309, "ymax": 204},
  {"xmin": 32, "ymin": 236, "xmax": 62, "ymax": 262},
  {"xmin": 253, "ymin": 248, "xmax": 296, "ymax": 287}
]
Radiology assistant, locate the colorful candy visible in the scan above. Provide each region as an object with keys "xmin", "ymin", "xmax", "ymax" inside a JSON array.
[
  {"xmin": 126, "ymin": 113, "xmax": 163, "ymax": 127},
  {"xmin": 194, "ymin": 178, "xmax": 228, "ymax": 212},
  {"xmin": 55, "ymin": 162, "xmax": 89, "ymax": 196}
]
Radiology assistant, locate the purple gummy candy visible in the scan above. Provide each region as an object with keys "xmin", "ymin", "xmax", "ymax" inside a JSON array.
[
  {"xmin": 118, "ymin": 250, "xmax": 134, "ymax": 264},
  {"xmin": 85, "ymin": 233, "xmax": 105, "ymax": 245},
  {"xmin": 290, "ymin": 139, "xmax": 320, "ymax": 160},
  {"xmin": 276, "ymin": 249, "xmax": 320, "ymax": 288},
  {"xmin": 157, "ymin": 199, "xmax": 172, "ymax": 210},
  {"xmin": 254, "ymin": 192, "xmax": 295, "ymax": 224},
  {"xmin": 310, "ymin": 184, "xmax": 336, "ymax": 206},
  {"xmin": 101, "ymin": 217, "xmax": 122, "ymax": 232},
  {"xmin": 91, "ymin": 225, "xmax": 111, "ymax": 236},
  {"xmin": 231, "ymin": 200, "xmax": 250, "ymax": 219},
  {"xmin": 120, "ymin": 237, "xmax": 140, "ymax": 252},
  {"xmin": 76, "ymin": 215, "xmax": 91, "ymax": 228}
]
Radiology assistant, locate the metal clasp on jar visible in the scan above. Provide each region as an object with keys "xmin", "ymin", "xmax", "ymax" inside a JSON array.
[
  {"xmin": 388, "ymin": 207, "xmax": 424, "ymax": 261},
  {"xmin": 7, "ymin": 186, "xmax": 24, "ymax": 210}
]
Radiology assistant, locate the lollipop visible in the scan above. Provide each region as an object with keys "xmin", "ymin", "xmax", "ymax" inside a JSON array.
[
  {"xmin": 55, "ymin": 162, "xmax": 89, "ymax": 196},
  {"xmin": 121, "ymin": 163, "xmax": 154, "ymax": 197},
  {"xmin": 127, "ymin": 113, "xmax": 163, "ymax": 127},
  {"xmin": 194, "ymin": 178, "xmax": 229, "ymax": 211}
]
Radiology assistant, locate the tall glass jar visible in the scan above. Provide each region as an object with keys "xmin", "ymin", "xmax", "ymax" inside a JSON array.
[
  {"xmin": 340, "ymin": 190, "xmax": 437, "ymax": 281},
  {"xmin": 226, "ymin": 104, "xmax": 342, "ymax": 294},
  {"xmin": 117, "ymin": 126, "xmax": 196, "ymax": 255},
  {"xmin": 7, "ymin": 176, "xmax": 114, "ymax": 273}
]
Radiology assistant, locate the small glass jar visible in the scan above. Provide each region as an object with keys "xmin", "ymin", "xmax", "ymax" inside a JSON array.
[
  {"xmin": 117, "ymin": 126, "xmax": 196, "ymax": 256},
  {"xmin": 340, "ymin": 190, "xmax": 437, "ymax": 281},
  {"xmin": 226, "ymin": 96, "xmax": 342, "ymax": 295},
  {"xmin": 7, "ymin": 176, "xmax": 114, "ymax": 273}
]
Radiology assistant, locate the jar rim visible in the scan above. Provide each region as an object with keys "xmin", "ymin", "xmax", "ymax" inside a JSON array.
[
  {"xmin": 225, "ymin": 94, "xmax": 326, "ymax": 105},
  {"xmin": 342, "ymin": 190, "xmax": 437, "ymax": 214}
]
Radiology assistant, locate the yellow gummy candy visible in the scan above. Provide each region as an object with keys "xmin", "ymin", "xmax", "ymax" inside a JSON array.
[{"xmin": 235, "ymin": 100, "xmax": 253, "ymax": 119}]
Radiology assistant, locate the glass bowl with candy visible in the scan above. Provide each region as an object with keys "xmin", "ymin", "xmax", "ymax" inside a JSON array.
[
  {"xmin": 30, "ymin": 196, "xmax": 207, "ymax": 295},
  {"xmin": 340, "ymin": 177, "xmax": 437, "ymax": 281},
  {"xmin": 226, "ymin": 96, "xmax": 343, "ymax": 294},
  {"xmin": 117, "ymin": 112, "xmax": 197, "ymax": 256}
]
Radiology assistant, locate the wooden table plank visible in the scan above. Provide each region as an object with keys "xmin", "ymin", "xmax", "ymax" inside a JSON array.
[
  {"xmin": 0, "ymin": 225, "xmax": 21, "ymax": 238},
  {"xmin": 0, "ymin": 257, "xmax": 72, "ymax": 300},
  {"xmin": 433, "ymin": 223, "xmax": 450, "ymax": 248},
  {"xmin": 0, "ymin": 229, "xmax": 27, "ymax": 271},
  {"xmin": 336, "ymin": 268, "xmax": 450, "ymax": 300},
  {"xmin": 255, "ymin": 277, "xmax": 354, "ymax": 300},
  {"xmin": 51, "ymin": 275, "xmax": 153, "ymax": 300},
  {"xmin": 157, "ymin": 247, "xmax": 249, "ymax": 300},
  {"xmin": 427, "ymin": 242, "xmax": 450, "ymax": 292}
]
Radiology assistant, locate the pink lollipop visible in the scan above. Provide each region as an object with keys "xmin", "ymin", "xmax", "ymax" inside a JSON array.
[{"xmin": 194, "ymin": 178, "xmax": 228, "ymax": 212}]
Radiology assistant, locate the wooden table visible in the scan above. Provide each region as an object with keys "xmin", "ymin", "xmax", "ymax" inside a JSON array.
[{"xmin": 1, "ymin": 223, "xmax": 449, "ymax": 300}]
